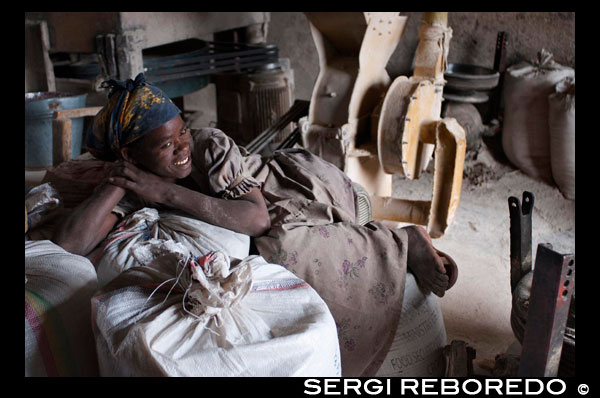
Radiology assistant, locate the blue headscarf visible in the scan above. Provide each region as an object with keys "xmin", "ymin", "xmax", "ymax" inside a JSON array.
[{"xmin": 86, "ymin": 73, "xmax": 181, "ymax": 161}]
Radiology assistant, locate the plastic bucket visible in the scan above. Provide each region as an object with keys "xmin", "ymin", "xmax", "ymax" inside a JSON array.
[{"xmin": 25, "ymin": 92, "xmax": 88, "ymax": 169}]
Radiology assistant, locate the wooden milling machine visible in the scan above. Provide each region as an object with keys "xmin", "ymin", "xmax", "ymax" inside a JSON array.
[{"xmin": 300, "ymin": 12, "xmax": 466, "ymax": 238}]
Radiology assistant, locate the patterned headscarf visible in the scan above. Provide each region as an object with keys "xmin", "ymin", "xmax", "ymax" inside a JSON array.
[{"xmin": 86, "ymin": 73, "xmax": 181, "ymax": 161}]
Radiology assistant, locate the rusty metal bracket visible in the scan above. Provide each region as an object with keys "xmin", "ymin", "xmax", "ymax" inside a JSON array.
[
  {"xmin": 518, "ymin": 244, "xmax": 575, "ymax": 377},
  {"xmin": 508, "ymin": 191, "xmax": 534, "ymax": 293}
]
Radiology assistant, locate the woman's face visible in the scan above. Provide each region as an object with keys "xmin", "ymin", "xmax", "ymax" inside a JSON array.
[{"xmin": 126, "ymin": 115, "xmax": 194, "ymax": 181}]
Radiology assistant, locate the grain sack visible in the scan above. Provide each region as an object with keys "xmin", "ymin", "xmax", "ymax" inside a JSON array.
[
  {"xmin": 92, "ymin": 207, "xmax": 250, "ymax": 287},
  {"xmin": 502, "ymin": 50, "xmax": 574, "ymax": 183},
  {"xmin": 25, "ymin": 183, "xmax": 61, "ymax": 231},
  {"xmin": 25, "ymin": 240, "xmax": 99, "ymax": 376},
  {"xmin": 375, "ymin": 272, "xmax": 447, "ymax": 377},
  {"xmin": 549, "ymin": 76, "xmax": 575, "ymax": 199},
  {"xmin": 92, "ymin": 240, "xmax": 341, "ymax": 376}
]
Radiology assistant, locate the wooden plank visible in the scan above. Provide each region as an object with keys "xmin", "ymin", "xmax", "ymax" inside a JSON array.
[
  {"xmin": 53, "ymin": 107, "xmax": 102, "ymax": 120},
  {"xmin": 427, "ymin": 118, "xmax": 466, "ymax": 238},
  {"xmin": 370, "ymin": 196, "xmax": 430, "ymax": 225},
  {"xmin": 25, "ymin": 21, "xmax": 56, "ymax": 92},
  {"xmin": 52, "ymin": 118, "xmax": 72, "ymax": 166},
  {"xmin": 104, "ymin": 34, "xmax": 118, "ymax": 79},
  {"xmin": 377, "ymin": 76, "xmax": 415, "ymax": 175}
]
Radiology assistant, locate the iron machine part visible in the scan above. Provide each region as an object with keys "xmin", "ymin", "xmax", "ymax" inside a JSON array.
[
  {"xmin": 508, "ymin": 191, "xmax": 534, "ymax": 293},
  {"xmin": 517, "ymin": 244, "xmax": 575, "ymax": 377},
  {"xmin": 508, "ymin": 192, "xmax": 575, "ymax": 377}
]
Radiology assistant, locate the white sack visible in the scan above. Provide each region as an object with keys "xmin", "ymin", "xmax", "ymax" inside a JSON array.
[
  {"xmin": 93, "ymin": 207, "xmax": 250, "ymax": 287},
  {"xmin": 25, "ymin": 240, "xmax": 99, "ymax": 376},
  {"xmin": 502, "ymin": 49, "xmax": 574, "ymax": 183},
  {"xmin": 549, "ymin": 76, "xmax": 575, "ymax": 199},
  {"xmin": 92, "ymin": 241, "xmax": 341, "ymax": 377},
  {"xmin": 375, "ymin": 272, "xmax": 447, "ymax": 377}
]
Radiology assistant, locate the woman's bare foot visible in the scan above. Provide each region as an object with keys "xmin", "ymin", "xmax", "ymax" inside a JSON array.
[{"xmin": 404, "ymin": 225, "xmax": 456, "ymax": 297}]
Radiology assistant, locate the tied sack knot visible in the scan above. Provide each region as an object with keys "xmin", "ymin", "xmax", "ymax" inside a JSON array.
[
  {"xmin": 184, "ymin": 251, "xmax": 252, "ymax": 321},
  {"xmin": 531, "ymin": 49, "xmax": 561, "ymax": 74}
]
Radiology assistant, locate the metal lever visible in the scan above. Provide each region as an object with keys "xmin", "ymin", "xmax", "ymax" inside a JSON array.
[{"xmin": 508, "ymin": 191, "xmax": 534, "ymax": 293}]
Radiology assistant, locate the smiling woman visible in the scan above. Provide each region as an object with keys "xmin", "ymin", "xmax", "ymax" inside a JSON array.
[
  {"xmin": 52, "ymin": 73, "xmax": 271, "ymax": 256},
  {"xmin": 50, "ymin": 73, "xmax": 458, "ymax": 377},
  {"xmin": 119, "ymin": 118, "xmax": 194, "ymax": 182}
]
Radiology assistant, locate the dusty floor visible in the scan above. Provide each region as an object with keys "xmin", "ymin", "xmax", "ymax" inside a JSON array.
[{"xmin": 388, "ymin": 136, "xmax": 576, "ymax": 375}]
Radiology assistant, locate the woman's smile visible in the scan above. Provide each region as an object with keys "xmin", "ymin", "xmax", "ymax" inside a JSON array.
[{"xmin": 174, "ymin": 156, "xmax": 190, "ymax": 167}]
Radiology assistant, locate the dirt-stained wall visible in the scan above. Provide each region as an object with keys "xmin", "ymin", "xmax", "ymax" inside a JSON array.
[{"xmin": 267, "ymin": 12, "xmax": 575, "ymax": 101}]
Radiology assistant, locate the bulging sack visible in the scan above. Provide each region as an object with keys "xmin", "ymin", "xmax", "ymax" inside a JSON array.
[
  {"xmin": 92, "ymin": 240, "xmax": 341, "ymax": 377},
  {"xmin": 92, "ymin": 207, "xmax": 250, "ymax": 287},
  {"xmin": 502, "ymin": 50, "xmax": 574, "ymax": 183},
  {"xmin": 549, "ymin": 76, "xmax": 575, "ymax": 199},
  {"xmin": 375, "ymin": 272, "xmax": 447, "ymax": 377},
  {"xmin": 25, "ymin": 240, "xmax": 99, "ymax": 376}
]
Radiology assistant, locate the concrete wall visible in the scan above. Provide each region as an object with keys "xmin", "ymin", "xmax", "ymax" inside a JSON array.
[{"xmin": 267, "ymin": 12, "xmax": 575, "ymax": 101}]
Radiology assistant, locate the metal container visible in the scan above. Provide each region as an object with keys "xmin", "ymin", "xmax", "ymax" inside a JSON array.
[
  {"xmin": 214, "ymin": 64, "xmax": 294, "ymax": 147},
  {"xmin": 25, "ymin": 92, "xmax": 87, "ymax": 169}
]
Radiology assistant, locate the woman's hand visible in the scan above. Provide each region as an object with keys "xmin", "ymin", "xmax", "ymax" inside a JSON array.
[{"xmin": 107, "ymin": 160, "xmax": 174, "ymax": 204}]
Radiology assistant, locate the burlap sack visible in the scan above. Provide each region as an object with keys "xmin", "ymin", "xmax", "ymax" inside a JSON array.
[
  {"xmin": 92, "ymin": 241, "xmax": 341, "ymax": 376},
  {"xmin": 93, "ymin": 207, "xmax": 250, "ymax": 287},
  {"xmin": 549, "ymin": 76, "xmax": 575, "ymax": 199},
  {"xmin": 375, "ymin": 272, "xmax": 447, "ymax": 377},
  {"xmin": 502, "ymin": 50, "xmax": 574, "ymax": 183},
  {"xmin": 25, "ymin": 240, "xmax": 99, "ymax": 376}
]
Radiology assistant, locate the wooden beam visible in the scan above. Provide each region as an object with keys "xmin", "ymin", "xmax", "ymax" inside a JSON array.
[{"xmin": 25, "ymin": 20, "xmax": 56, "ymax": 92}]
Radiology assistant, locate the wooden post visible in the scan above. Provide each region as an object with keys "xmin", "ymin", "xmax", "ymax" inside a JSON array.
[
  {"xmin": 423, "ymin": 12, "xmax": 448, "ymax": 26},
  {"xmin": 25, "ymin": 20, "xmax": 56, "ymax": 92},
  {"xmin": 116, "ymin": 29, "xmax": 145, "ymax": 80},
  {"xmin": 413, "ymin": 12, "xmax": 449, "ymax": 81},
  {"xmin": 52, "ymin": 118, "xmax": 72, "ymax": 166}
]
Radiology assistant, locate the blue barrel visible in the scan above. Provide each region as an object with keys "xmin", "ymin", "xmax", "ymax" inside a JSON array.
[{"xmin": 25, "ymin": 92, "xmax": 88, "ymax": 169}]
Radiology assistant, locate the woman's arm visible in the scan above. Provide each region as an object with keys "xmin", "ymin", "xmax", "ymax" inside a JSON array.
[
  {"xmin": 165, "ymin": 184, "xmax": 270, "ymax": 237},
  {"xmin": 52, "ymin": 183, "xmax": 126, "ymax": 256},
  {"xmin": 108, "ymin": 161, "xmax": 270, "ymax": 237}
]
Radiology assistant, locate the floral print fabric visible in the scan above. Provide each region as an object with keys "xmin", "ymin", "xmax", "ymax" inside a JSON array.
[{"xmin": 192, "ymin": 128, "xmax": 409, "ymax": 377}]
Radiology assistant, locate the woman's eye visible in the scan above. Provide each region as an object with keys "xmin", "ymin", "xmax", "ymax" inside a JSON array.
[{"xmin": 161, "ymin": 142, "xmax": 172, "ymax": 149}]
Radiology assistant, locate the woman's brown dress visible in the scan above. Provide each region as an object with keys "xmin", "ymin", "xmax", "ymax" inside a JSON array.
[{"xmin": 188, "ymin": 128, "xmax": 409, "ymax": 377}]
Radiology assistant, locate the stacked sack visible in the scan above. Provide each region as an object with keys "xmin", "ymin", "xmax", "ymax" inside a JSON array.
[
  {"xmin": 502, "ymin": 49, "xmax": 575, "ymax": 198},
  {"xmin": 548, "ymin": 76, "xmax": 575, "ymax": 199},
  {"xmin": 375, "ymin": 272, "xmax": 447, "ymax": 377},
  {"xmin": 25, "ymin": 240, "xmax": 99, "ymax": 376},
  {"xmin": 92, "ymin": 240, "xmax": 341, "ymax": 376},
  {"xmin": 91, "ymin": 207, "xmax": 250, "ymax": 287}
]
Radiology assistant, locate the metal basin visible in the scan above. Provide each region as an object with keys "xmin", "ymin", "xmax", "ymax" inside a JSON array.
[
  {"xmin": 25, "ymin": 91, "xmax": 87, "ymax": 169},
  {"xmin": 444, "ymin": 63, "xmax": 500, "ymax": 92}
]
